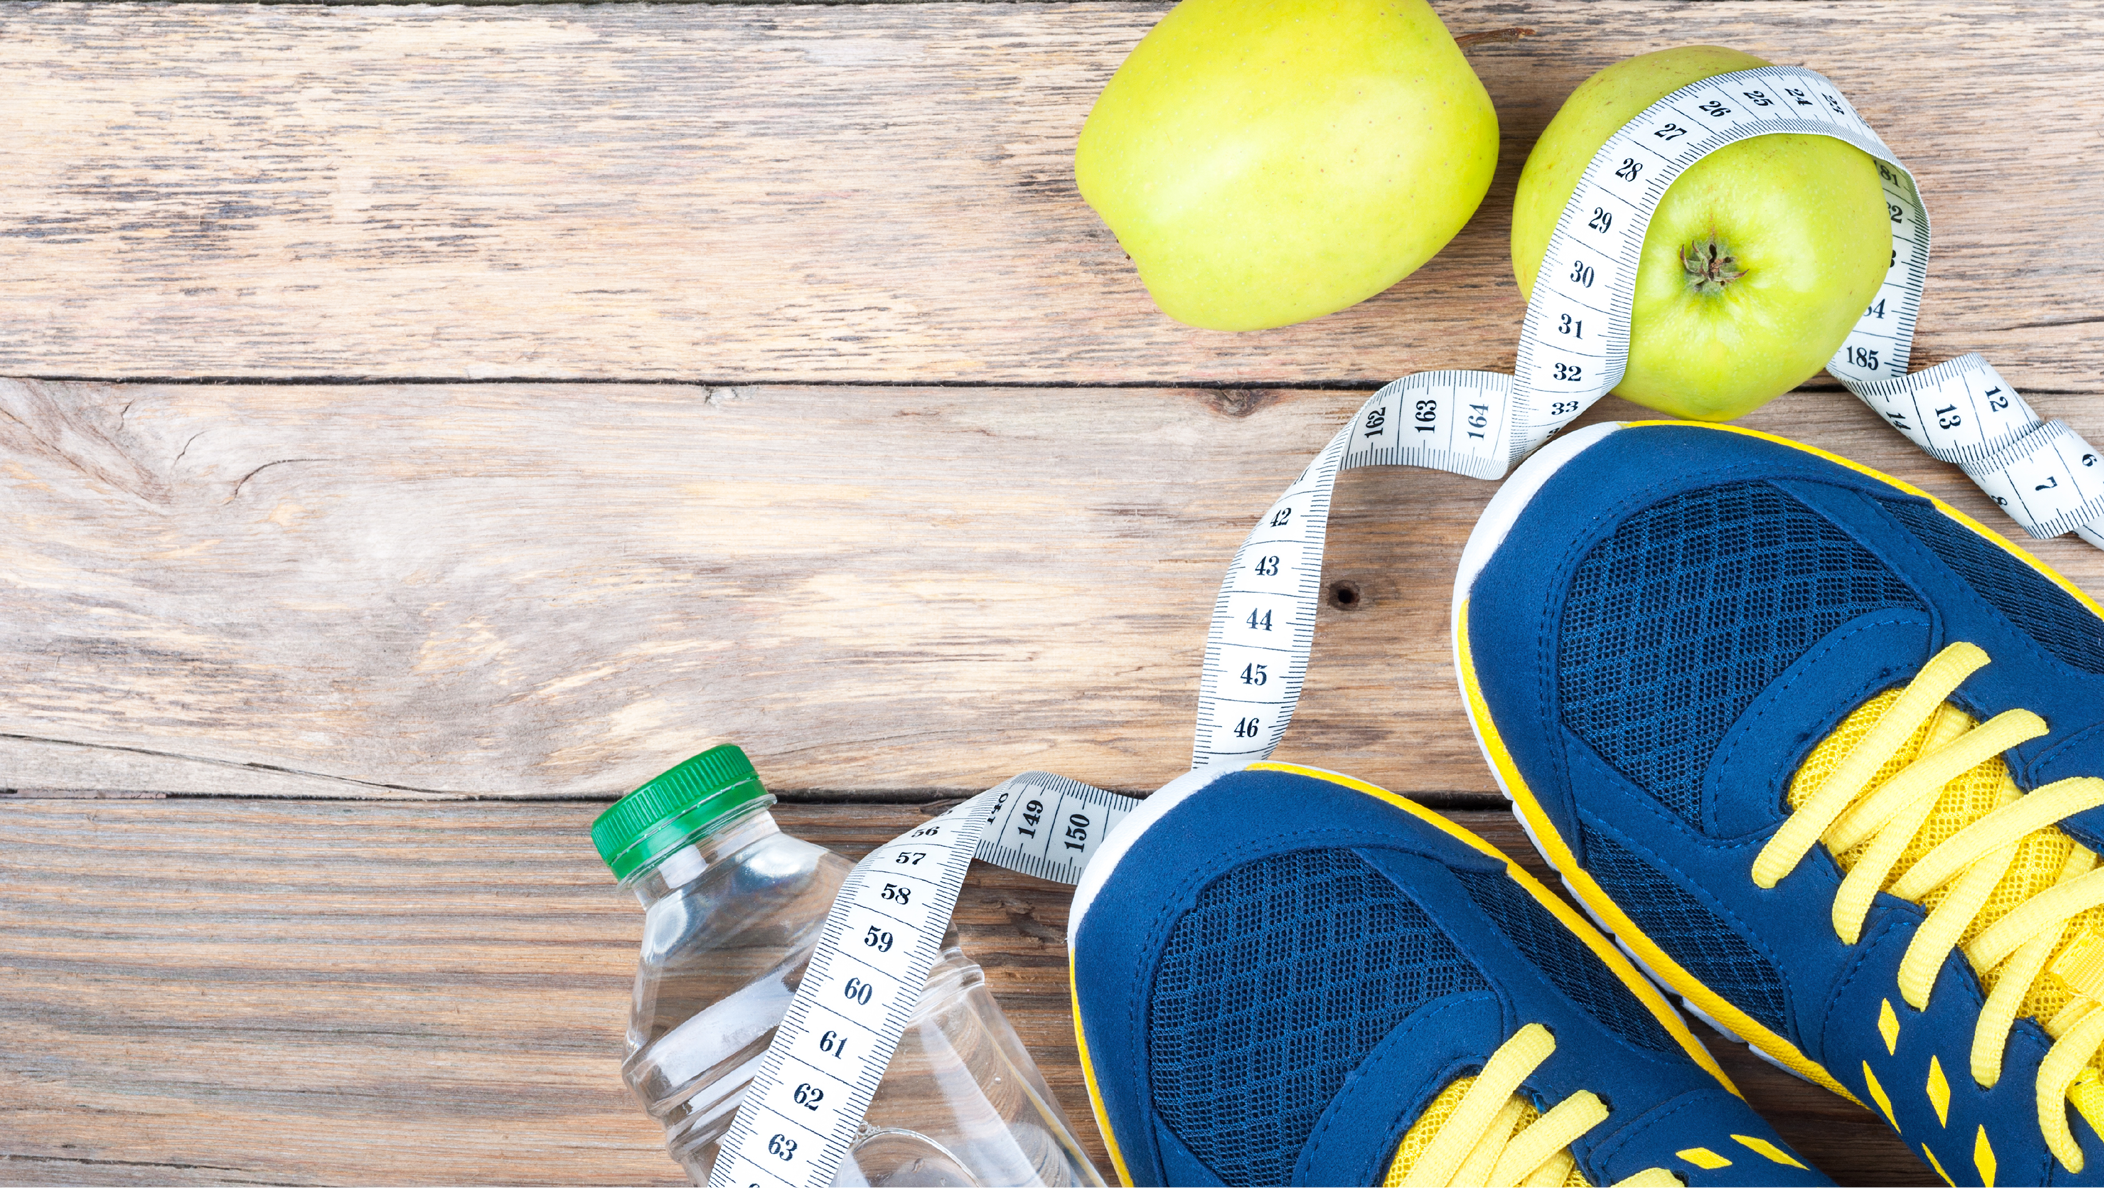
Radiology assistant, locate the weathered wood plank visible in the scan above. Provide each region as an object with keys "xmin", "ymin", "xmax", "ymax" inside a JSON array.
[
  {"xmin": 7, "ymin": 378, "xmax": 2104, "ymax": 801},
  {"xmin": 0, "ymin": 798, "xmax": 1923, "ymax": 1185},
  {"xmin": 0, "ymin": 2, "xmax": 2097, "ymax": 384}
]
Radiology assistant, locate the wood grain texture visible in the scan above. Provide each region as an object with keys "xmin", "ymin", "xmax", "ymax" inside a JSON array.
[
  {"xmin": 9, "ymin": 377, "xmax": 2104, "ymax": 801},
  {"xmin": 0, "ymin": 799, "xmax": 1925, "ymax": 1186},
  {"xmin": 1, "ymin": 1, "xmax": 2098, "ymax": 384}
]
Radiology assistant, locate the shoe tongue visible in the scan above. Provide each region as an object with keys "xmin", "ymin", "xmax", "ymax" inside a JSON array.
[
  {"xmin": 1792, "ymin": 693, "xmax": 2104, "ymax": 1037},
  {"xmin": 1383, "ymin": 1075, "xmax": 1584, "ymax": 1187},
  {"xmin": 1704, "ymin": 611, "xmax": 1931, "ymax": 837}
]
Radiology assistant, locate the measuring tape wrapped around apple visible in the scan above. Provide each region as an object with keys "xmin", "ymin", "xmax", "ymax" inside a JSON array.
[
  {"xmin": 713, "ymin": 64, "xmax": 2100, "ymax": 1188},
  {"xmin": 1191, "ymin": 62, "xmax": 2104, "ymax": 769}
]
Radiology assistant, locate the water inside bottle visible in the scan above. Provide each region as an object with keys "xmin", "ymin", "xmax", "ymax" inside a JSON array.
[{"xmin": 620, "ymin": 805, "xmax": 1100, "ymax": 1186}]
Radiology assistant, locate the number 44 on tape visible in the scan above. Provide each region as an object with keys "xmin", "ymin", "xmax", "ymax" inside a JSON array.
[{"xmin": 1192, "ymin": 64, "xmax": 2104, "ymax": 770}]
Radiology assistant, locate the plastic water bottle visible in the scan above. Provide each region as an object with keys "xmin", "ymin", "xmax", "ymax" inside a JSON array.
[{"xmin": 592, "ymin": 745, "xmax": 1104, "ymax": 1187}]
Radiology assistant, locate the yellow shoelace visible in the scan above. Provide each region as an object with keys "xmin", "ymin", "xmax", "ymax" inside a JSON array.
[
  {"xmin": 1383, "ymin": 1023, "xmax": 1678, "ymax": 1187},
  {"xmin": 1752, "ymin": 641, "xmax": 2104, "ymax": 1171}
]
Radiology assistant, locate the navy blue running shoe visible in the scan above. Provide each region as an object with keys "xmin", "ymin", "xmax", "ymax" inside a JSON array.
[
  {"xmin": 1067, "ymin": 762, "xmax": 1828, "ymax": 1186},
  {"xmin": 1456, "ymin": 420, "xmax": 2104, "ymax": 1186}
]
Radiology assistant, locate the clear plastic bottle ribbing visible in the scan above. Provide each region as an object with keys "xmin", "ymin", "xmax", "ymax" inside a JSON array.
[{"xmin": 618, "ymin": 801, "xmax": 1104, "ymax": 1187}]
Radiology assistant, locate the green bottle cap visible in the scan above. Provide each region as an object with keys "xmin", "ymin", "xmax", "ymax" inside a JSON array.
[{"xmin": 592, "ymin": 744, "xmax": 771, "ymax": 881}]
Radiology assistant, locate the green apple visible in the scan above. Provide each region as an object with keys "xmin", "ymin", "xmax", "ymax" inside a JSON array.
[
  {"xmin": 1512, "ymin": 46, "xmax": 1892, "ymax": 420},
  {"xmin": 1075, "ymin": 0, "xmax": 1499, "ymax": 331}
]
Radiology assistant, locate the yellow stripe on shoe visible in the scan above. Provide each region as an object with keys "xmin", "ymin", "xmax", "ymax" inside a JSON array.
[
  {"xmin": 1769, "ymin": 642, "xmax": 2104, "ymax": 1171},
  {"xmin": 1070, "ymin": 947, "xmax": 1136, "ymax": 1188}
]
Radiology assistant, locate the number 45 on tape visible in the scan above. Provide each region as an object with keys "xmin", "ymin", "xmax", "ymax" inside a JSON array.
[{"xmin": 1192, "ymin": 64, "xmax": 2104, "ymax": 771}]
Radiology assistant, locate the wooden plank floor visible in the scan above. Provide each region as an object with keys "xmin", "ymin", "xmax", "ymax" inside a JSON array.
[
  {"xmin": 4, "ymin": 0, "xmax": 2100, "ymax": 1183},
  {"xmin": 0, "ymin": 800, "xmax": 1920, "ymax": 1186},
  {"xmin": 0, "ymin": 2, "xmax": 2097, "ymax": 386},
  {"xmin": 6, "ymin": 379, "xmax": 2102, "ymax": 801}
]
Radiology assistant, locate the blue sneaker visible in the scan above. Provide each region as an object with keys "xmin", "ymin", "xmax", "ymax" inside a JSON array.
[
  {"xmin": 1067, "ymin": 762, "xmax": 1828, "ymax": 1186},
  {"xmin": 1455, "ymin": 421, "xmax": 2104, "ymax": 1185}
]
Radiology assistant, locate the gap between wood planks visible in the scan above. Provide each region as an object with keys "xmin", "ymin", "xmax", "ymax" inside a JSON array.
[
  {"xmin": 14, "ymin": 376, "xmax": 2102, "ymax": 396},
  {"xmin": 0, "ymin": 739, "xmax": 1507, "ymax": 806}
]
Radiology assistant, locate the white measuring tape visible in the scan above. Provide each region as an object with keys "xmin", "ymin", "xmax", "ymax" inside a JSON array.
[{"xmin": 716, "ymin": 64, "xmax": 2103, "ymax": 1188}]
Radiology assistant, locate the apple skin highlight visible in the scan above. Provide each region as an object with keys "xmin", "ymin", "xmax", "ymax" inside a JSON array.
[{"xmin": 1513, "ymin": 46, "xmax": 1892, "ymax": 421}]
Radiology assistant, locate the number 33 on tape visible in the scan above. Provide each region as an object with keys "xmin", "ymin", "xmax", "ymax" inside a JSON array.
[{"xmin": 1195, "ymin": 64, "xmax": 2104, "ymax": 770}]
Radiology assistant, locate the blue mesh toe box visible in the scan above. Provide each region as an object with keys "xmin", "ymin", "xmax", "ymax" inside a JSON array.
[
  {"xmin": 1069, "ymin": 765, "xmax": 1821, "ymax": 1187},
  {"xmin": 1148, "ymin": 849, "xmax": 1487, "ymax": 1186},
  {"xmin": 1461, "ymin": 421, "xmax": 2104, "ymax": 1123},
  {"xmin": 1558, "ymin": 480, "xmax": 1922, "ymax": 823}
]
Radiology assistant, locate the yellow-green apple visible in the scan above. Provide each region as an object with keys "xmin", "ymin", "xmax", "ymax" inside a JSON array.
[
  {"xmin": 1512, "ymin": 46, "xmax": 1892, "ymax": 419},
  {"xmin": 1075, "ymin": 0, "xmax": 1499, "ymax": 331}
]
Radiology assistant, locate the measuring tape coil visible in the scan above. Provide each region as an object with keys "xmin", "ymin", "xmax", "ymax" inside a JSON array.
[{"xmin": 717, "ymin": 64, "xmax": 2100, "ymax": 1188}]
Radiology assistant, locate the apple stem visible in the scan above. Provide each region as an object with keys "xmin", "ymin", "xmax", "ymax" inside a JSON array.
[{"xmin": 1681, "ymin": 232, "xmax": 1746, "ymax": 296}]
